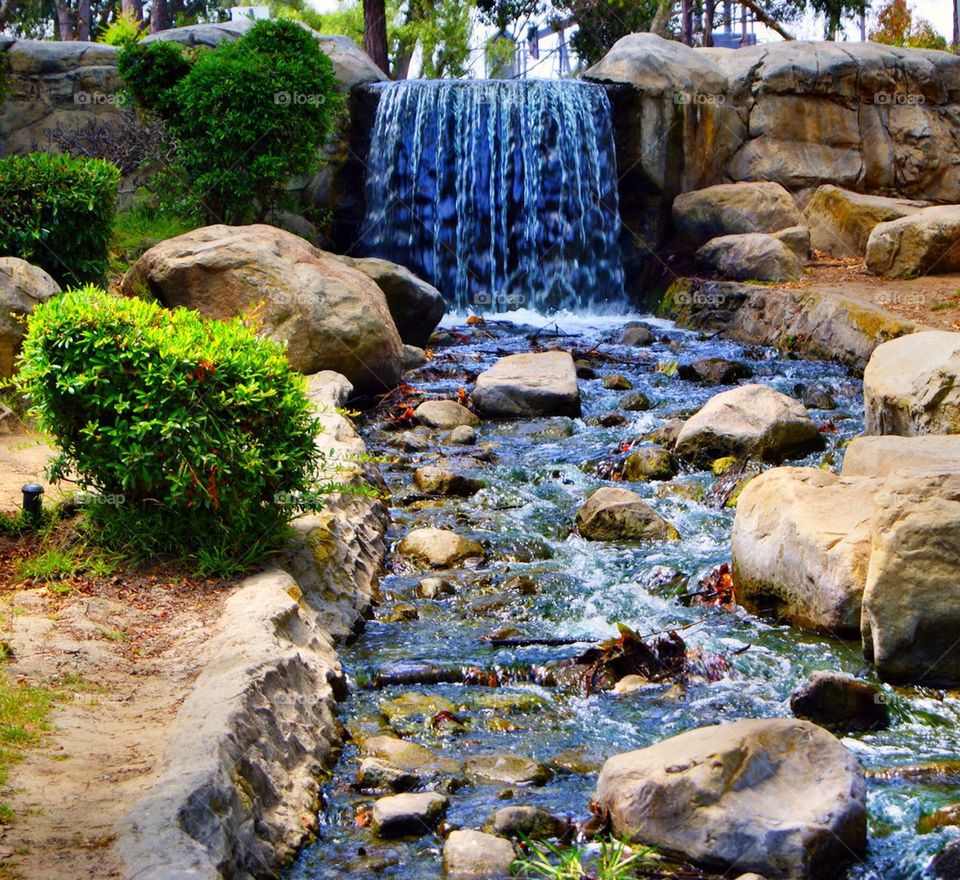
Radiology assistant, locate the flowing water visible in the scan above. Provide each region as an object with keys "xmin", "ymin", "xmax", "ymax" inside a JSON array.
[
  {"xmin": 286, "ymin": 312, "xmax": 960, "ymax": 880},
  {"xmin": 361, "ymin": 81, "xmax": 625, "ymax": 314}
]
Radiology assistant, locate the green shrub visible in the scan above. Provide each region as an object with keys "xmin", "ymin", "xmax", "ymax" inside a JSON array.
[
  {"xmin": 119, "ymin": 19, "xmax": 341, "ymax": 224},
  {"xmin": 99, "ymin": 11, "xmax": 145, "ymax": 48},
  {"xmin": 17, "ymin": 286, "xmax": 324, "ymax": 575},
  {"xmin": 0, "ymin": 153, "xmax": 120, "ymax": 287}
]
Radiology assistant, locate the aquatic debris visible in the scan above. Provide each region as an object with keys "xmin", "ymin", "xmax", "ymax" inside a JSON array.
[
  {"xmin": 682, "ymin": 563, "xmax": 736, "ymax": 609},
  {"xmin": 576, "ymin": 623, "xmax": 689, "ymax": 694}
]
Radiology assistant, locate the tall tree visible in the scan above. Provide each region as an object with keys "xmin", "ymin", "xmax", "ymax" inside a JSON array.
[{"xmin": 363, "ymin": 0, "xmax": 389, "ymax": 73}]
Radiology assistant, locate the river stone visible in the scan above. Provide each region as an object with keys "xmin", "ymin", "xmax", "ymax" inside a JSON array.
[
  {"xmin": 484, "ymin": 805, "xmax": 569, "ymax": 840},
  {"xmin": 863, "ymin": 331, "xmax": 960, "ymax": 435},
  {"xmin": 801, "ymin": 385, "xmax": 836, "ymax": 410},
  {"xmin": 416, "ymin": 577, "xmax": 455, "ymax": 599},
  {"xmin": 621, "ymin": 446, "xmax": 677, "ymax": 481},
  {"xmin": 603, "ymin": 373, "xmax": 633, "ymax": 390},
  {"xmin": 120, "ymin": 224, "xmax": 404, "ymax": 393},
  {"xmin": 677, "ymin": 357, "xmax": 752, "ymax": 385},
  {"xmin": 401, "ymin": 345, "xmax": 427, "ymax": 370},
  {"xmin": 622, "ymin": 392, "xmax": 653, "ymax": 411},
  {"xmin": 595, "ymin": 718, "xmax": 867, "ymax": 880},
  {"xmin": 371, "ymin": 791, "xmax": 448, "ymax": 838},
  {"xmin": 862, "ymin": 474, "xmax": 960, "ymax": 684},
  {"xmin": 931, "ymin": 840, "xmax": 960, "ymax": 879},
  {"xmin": 841, "ymin": 435, "xmax": 960, "ymax": 478},
  {"xmin": 355, "ymin": 757, "xmax": 419, "ymax": 793},
  {"xmin": 575, "ymin": 487, "xmax": 679, "ymax": 542},
  {"xmin": 0, "ymin": 257, "xmax": 60, "ymax": 377},
  {"xmin": 473, "ymin": 351, "xmax": 581, "ymax": 418},
  {"xmin": 802, "ymin": 185, "xmax": 928, "ymax": 258},
  {"xmin": 443, "ymin": 829, "xmax": 516, "ymax": 877},
  {"xmin": 361, "ymin": 735, "xmax": 459, "ymax": 774},
  {"xmin": 464, "ymin": 754, "xmax": 552, "ymax": 786},
  {"xmin": 789, "ymin": 672, "xmax": 889, "ymax": 733},
  {"xmin": 445, "ymin": 425, "xmax": 477, "ymax": 445},
  {"xmin": 398, "ymin": 528, "xmax": 484, "ymax": 568},
  {"xmin": 695, "ymin": 233, "xmax": 804, "ymax": 282},
  {"xmin": 675, "ymin": 384, "xmax": 824, "ymax": 465},
  {"xmin": 332, "ymin": 255, "xmax": 445, "ymax": 347},
  {"xmin": 673, "ymin": 182, "xmax": 802, "ymax": 251},
  {"xmin": 415, "ymin": 400, "xmax": 479, "ymax": 430},
  {"xmin": 622, "ymin": 323, "xmax": 655, "ymax": 346},
  {"xmin": 414, "ymin": 466, "xmax": 485, "ymax": 497},
  {"xmin": 866, "ymin": 205, "xmax": 960, "ymax": 278},
  {"xmin": 731, "ymin": 467, "xmax": 879, "ymax": 636}
]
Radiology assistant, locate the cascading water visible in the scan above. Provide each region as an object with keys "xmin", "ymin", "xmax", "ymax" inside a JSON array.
[{"xmin": 361, "ymin": 80, "xmax": 625, "ymax": 314}]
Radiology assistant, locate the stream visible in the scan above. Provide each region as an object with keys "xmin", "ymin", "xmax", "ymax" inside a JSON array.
[{"xmin": 286, "ymin": 311, "xmax": 960, "ymax": 880}]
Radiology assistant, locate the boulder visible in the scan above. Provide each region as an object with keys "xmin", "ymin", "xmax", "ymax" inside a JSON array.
[
  {"xmin": 397, "ymin": 528, "xmax": 484, "ymax": 568},
  {"xmin": 695, "ymin": 232, "xmax": 804, "ymax": 282},
  {"xmin": 675, "ymin": 384, "xmax": 825, "ymax": 464},
  {"xmin": 415, "ymin": 400, "xmax": 479, "ymax": 430},
  {"xmin": 120, "ymin": 225, "xmax": 403, "ymax": 393},
  {"xmin": 802, "ymin": 185, "xmax": 927, "ymax": 258},
  {"xmin": 401, "ymin": 345, "xmax": 427, "ymax": 370},
  {"xmin": 333, "ymin": 255, "xmax": 446, "ymax": 347},
  {"xmin": 371, "ymin": 791, "xmax": 448, "ymax": 838},
  {"xmin": 841, "ymin": 434, "xmax": 960, "ymax": 477},
  {"xmin": 673, "ymin": 182, "xmax": 801, "ymax": 251},
  {"xmin": 354, "ymin": 758, "xmax": 418, "ymax": 793},
  {"xmin": 621, "ymin": 446, "xmax": 677, "ymax": 481},
  {"xmin": 463, "ymin": 754, "xmax": 552, "ymax": 786},
  {"xmin": 863, "ymin": 331, "xmax": 960, "ymax": 435},
  {"xmin": 576, "ymin": 487, "xmax": 679, "ymax": 542},
  {"xmin": 772, "ymin": 225, "xmax": 811, "ymax": 260},
  {"xmin": 789, "ymin": 672, "xmax": 889, "ymax": 733},
  {"xmin": 473, "ymin": 351, "xmax": 581, "ymax": 418},
  {"xmin": 442, "ymin": 829, "xmax": 515, "ymax": 877},
  {"xmin": 866, "ymin": 205, "xmax": 960, "ymax": 278},
  {"xmin": 414, "ymin": 466, "xmax": 485, "ymax": 497},
  {"xmin": 862, "ymin": 474, "xmax": 960, "ymax": 684},
  {"xmin": 731, "ymin": 468, "xmax": 879, "ymax": 636},
  {"xmin": 931, "ymin": 840, "xmax": 960, "ymax": 879},
  {"xmin": 484, "ymin": 805, "xmax": 569, "ymax": 840},
  {"xmin": 801, "ymin": 385, "xmax": 836, "ymax": 410},
  {"xmin": 621, "ymin": 323, "xmax": 655, "ymax": 346},
  {"xmin": 595, "ymin": 718, "xmax": 867, "ymax": 880},
  {"xmin": 603, "ymin": 373, "xmax": 633, "ymax": 390},
  {"xmin": 445, "ymin": 425, "xmax": 477, "ymax": 445},
  {"xmin": 0, "ymin": 257, "xmax": 60, "ymax": 377},
  {"xmin": 677, "ymin": 357, "xmax": 752, "ymax": 385},
  {"xmin": 622, "ymin": 392, "xmax": 653, "ymax": 411},
  {"xmin": 360, "ymin": 735, "xmax": 459, "ymax": 775}
]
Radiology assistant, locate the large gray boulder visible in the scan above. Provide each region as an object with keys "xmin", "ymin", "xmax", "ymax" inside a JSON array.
[
  {"xmin": 863, "ymin": 331, "xmax": 960, "ymax": 435},
  {"xmin": 595, "ymin": 718, "xmax": 867, "ymax": 879},
  {"xmin": 732, "ymin": 467, "xmax": 879, "ymax": 636},
  {"xmin": 473, "ymin": 351, "xmax": 581, "ymax": 418},
  {"xmin": 120, "ymin": 224, "xmax": 404, "ymax": 393},
  {"xmin": 675, "ymin": 384, "xmax": 824, "ymax": 464},
  {"xmin": 866, "ymin": 205, "xmax": 960, "ymax": 278},
  {"xmin": 333, "ymin": 255, "xmax": 446, "ymax": 347},
  {"xmin": 695, "ymin": 232, "xmax": 804, "ymax": 281},
  {"xmin": 862, "ymin": 474, "xmax": 960, "ymax": 684},
  {"xmin": 802, "ymin": 184, "xmax": 928, "ymax": 258},
  {"xmin": 0, "ymin": 257, "xmax": 60, "ymax": 377},
  {"xmin": 673, "ymin": 182, "xmax": 801, "ymax": 251},
  {"xmin": 575, "ymin": 487, "xmax": 679, "ymax": 542}
]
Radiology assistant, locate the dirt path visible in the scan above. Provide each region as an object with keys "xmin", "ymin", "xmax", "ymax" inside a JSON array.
[
  {"xmin": 0, "ymin": 426, "xmax": 66, "ymax": 514},
  {"xmin": 0, "ymin": 540, "xmax": 236, "ymax": 879}
]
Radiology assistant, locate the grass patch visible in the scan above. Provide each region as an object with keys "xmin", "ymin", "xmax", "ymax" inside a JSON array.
[
  {"xmin": 513, "ymin": 837, "xmax": 661, "ymax": 880},
  {"xmin": 108, "ymin": 204, "xmax": 197, "ymax": 281}
]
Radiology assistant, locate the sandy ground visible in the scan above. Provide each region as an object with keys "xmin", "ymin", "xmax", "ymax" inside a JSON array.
[{"xmin": 0, "ymin": 425, "xmax": 66, "ymax": 514}]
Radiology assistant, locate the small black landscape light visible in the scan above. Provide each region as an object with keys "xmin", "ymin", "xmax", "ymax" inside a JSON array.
[{"xmin": 21, "ymin": 483, "xmax": 44, "ymax": 519}]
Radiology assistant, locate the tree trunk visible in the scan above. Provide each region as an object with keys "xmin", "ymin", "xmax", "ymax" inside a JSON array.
[
  {"xmin": 56, "ymin": 1, "xmax": 73, "ymax": 39},
  {"xmin": 680, "ymin": 0, "xmax": 693, "ymax": 43},
  {"xmin": 77, "ymin": 0, "xmax": 91, "ymax": 40},
  {"xmin": 954, "ymin": 0, "xmax": 959, "ymax": 52},
  {"xmin": 363, "ymin": 0, "xmax": 389, "ymax": 75},
  {"xmin": 648, "ymin": 0, "xmax": 675, "ymax": 36},
  {"xmin": 704, "ymin": 0, "xmax": 714, "ymax": 46},
  {"xmin": 738, "ymin": 0, "xmax": 794, "ymax": 39},
  {"xmin": 150, "ymin": 0, "xmax": 169, "ymax": 32}
]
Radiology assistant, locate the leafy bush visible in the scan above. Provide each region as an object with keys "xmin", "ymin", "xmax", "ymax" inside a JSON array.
[
  {"xmin": 17, "ymin": 287, "xmax": 324, "ymax": 574},
  {"xmin": 99, "ymin": 11, "xmax": 145, "ymax": 48},
  {"xmin": 119, "ymin": 19, "xmax": 341, "ymax": 224},
  {"xmin": 0, "ymin": 153, "xmax": 120, "ymax": 287}
]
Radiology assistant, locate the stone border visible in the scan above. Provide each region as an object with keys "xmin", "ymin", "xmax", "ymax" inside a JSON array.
[{"xmin": 115, "ymin": 372, "xmax": 387, "ymax": 880}]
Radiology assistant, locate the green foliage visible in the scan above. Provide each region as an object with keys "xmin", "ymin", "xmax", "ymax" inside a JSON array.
[
  {"xmin": 109, "ymin": 204, "xmax": 198, "ymax": 279},
  {"xmin": 869, "ymin": 0, "xmax": 947, "ymax": 48},
  {"xmin": 0, "ymin": 153, "xmax": 120, "ymax": 287},
  {"xmin": 512, "ymin": 837, "xmax": 660, "ymax": 879},
  {"xmin": 119, "ymin": 19, "xmax": 341, "ymax": 224},
  {"xmin": 565, "ymin": 0, "xmax": 661, "ymax": 65},
  {"xmin": 16, "ymin": 287, "xmax": 324, "ymax": 575},
  {"xmin": 100, "ymin": 10, "xmax": 146, "ymax": 47}
]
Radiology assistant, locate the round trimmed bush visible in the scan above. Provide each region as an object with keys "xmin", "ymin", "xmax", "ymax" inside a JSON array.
[{"xmin": 17, "ymin": 286, "xmax": 323, "ymax": 574}]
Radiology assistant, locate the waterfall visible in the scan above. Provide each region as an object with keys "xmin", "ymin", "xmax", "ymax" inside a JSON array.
[{"xmin": 360, "ymin": 79, "xmax": 625, "ymax": 314}]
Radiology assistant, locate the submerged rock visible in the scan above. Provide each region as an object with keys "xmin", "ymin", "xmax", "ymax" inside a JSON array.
[
  {"xmin": 789, "ymin": 672, "xmax": 889, "ymax": 733},
  {"xmin": 675, "ymin": 384, "xmax": 824, "ymax": 465},
  {"xmin": 863, "ymin": 331, "xmax": 960, "ymax": 436},
  {"xmin": 595, "ymin": 718, "xmax": 867, "ymax": 880},
  {"xmin": 473, "ymin": 351, "xmax": 581, "ymax": 418},
  {"xmin": 930, "ymin": 840, "xmax": 960, "ymax": 879},
  {"xmin": 398, "ymin": 528, "xmax": 484, "ymax": 568},
  {"xmin": 463, "ymin": 754, "xmax": 552, "ymax": 786},
  {"xmin": 415, "ymin": 400, "xmax": 480, "ymax": 430},
  {"xmin": 414, "ymin": 466, "xmax": 485, "ymax": 497},
  {"xmin": 371, "ymin": 791, "xmax": 448, "ymax": 838},
  {"xmin": 603, "ymin": 373, "xmax": 633, "ymax": 390},
  {"xmin": 695, "ymin": 232, "xmax": 804, "ymax": 282},
  {"xmin": 484, "ymin": 805, "xmax": 569, "ymax": 840},
  {"xmin": 677, "ymin": 357, "xmax": 753, "ymax": 385},
  {"xmin": 575, "ymin": 487, "xmax": 679, "ymax": 542},
  {"xmin": 621, "ymin": 391, "xmax": 653, "ymax": 411},
  {"xmin": 354, "ymin": 757, "xmax": 418, "ymax": 793},
  {"xmin": 866, "ymin": 205, "xmax": 960, "ymax": 278},
  {"xmin": 445, "ymin": 425, "xmax": 478, "ymax": 445},
  {"xmin": 442, "ymin": 829, "xmax": 515, "ymax": 877},
  {"xmin": 621, "ymin": 322, "xmax": 655, "ymax": 346},
  {"xmin": 361, "ymin": 735, "xmax": 459, "ymax": 775},
  {"xmin": 621, "ymin": 446, "xmax": 677, "ymax": 481}
]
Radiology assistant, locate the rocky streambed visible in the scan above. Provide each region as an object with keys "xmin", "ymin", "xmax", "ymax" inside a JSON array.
[{"xmin": 284, "ymin": 313, "xmax": 960, "ymax": 880}]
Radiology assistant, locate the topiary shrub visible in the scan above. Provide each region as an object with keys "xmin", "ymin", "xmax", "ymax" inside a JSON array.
[
  {"xmin": 119, "ymin": 19, "xmax": 341, "ymax": 224},
  {"xmin": 17, "ymin": 286, "xmax": 324, "ymax": 574},
  {"xmin": 0, "ymin": 153, "xmax": 120, "ymax": 287}
]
